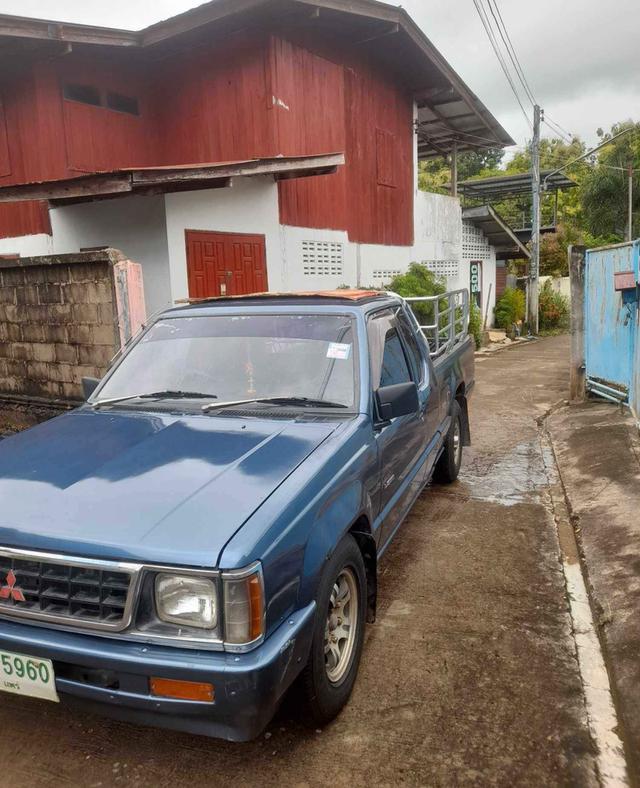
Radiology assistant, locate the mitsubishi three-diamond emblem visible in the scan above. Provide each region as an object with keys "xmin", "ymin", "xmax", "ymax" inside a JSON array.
[{"xmin": 0, "ymin": 570, "xmax": 26, "ymax": 602}]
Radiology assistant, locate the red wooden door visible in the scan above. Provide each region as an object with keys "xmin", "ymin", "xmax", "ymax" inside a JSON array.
[{"xmin": 185, "ymin": 230, "xmax": 268, "ymax": 299}]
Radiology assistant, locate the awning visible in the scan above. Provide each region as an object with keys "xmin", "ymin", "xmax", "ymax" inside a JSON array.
[
  {"xmin": 0, "ymin": 153, "xmax": 345, "ymax": 205},
  {"xmin": 459, "ymin": 170, "xmax": 576, "ymax": 200},
  {"xmin": 463, "ymin": 205, "xmax": 530, "ymax": 260}
]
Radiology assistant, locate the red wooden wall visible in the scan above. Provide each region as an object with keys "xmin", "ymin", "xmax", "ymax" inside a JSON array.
[
  {"xmin": 0, "ymin": 28, "xmax": 414, "ymax": 247},
  {"xmin": 272, "ymin": 36, "xmax": 349, "ymax": 233},
  {"xmin": 152, "ymin": 32, "xmax": 277, "ymax": 165},
  {"xmin": 57, "ymin": 59, "xmax": 155, "ymax": 173},
  {"xmin": 0, "ymin": 202, "xmax": 51, "ymax": 240},
  {"xmin": 274, "ymin": 35, "xmax": 414, "ymax": 246}
]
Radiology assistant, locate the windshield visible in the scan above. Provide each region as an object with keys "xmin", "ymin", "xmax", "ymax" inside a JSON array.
[{"xmin": 95, "ymin": 313, "xmax": 358, "ymax": 410}]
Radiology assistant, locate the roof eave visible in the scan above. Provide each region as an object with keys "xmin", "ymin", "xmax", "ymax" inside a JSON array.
[{"xmin": 0, "ymin": 153, "xmax": 345, "ymax": 204}]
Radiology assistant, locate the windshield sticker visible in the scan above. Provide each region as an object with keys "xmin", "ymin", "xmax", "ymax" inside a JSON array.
[{"xmin": 327, "ymin": 342, "xmax": 351, "ymax": 360}]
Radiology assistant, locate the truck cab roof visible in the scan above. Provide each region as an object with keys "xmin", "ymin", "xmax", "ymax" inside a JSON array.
[{"xmin": 166, "ymin": 290, "xmax": 400, "ymax": 317}]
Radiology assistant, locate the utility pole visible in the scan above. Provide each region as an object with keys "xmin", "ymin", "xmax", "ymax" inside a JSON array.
[
  {"xmin": 528, "ymin": 104, "xmax": 541, "ymax": 334},
  {"xmin": 628, "ymin": 163, "xmax": 633, "ymax": 242}
]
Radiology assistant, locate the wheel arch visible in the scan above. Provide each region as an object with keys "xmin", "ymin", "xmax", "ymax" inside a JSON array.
[
  {"xmin": 348, "ymin": 515, "xmax": 377, "ymax": 624},
  {"xmin": 455, "ymin": 382, "xmax": 471, "ymax": 446}
]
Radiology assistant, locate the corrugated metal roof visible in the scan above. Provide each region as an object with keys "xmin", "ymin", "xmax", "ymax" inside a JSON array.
[
  {"xmin": 459, "ymin": 171, "xmax": 577, "ymax": 200},
  {"xmin": 463, "ymin": 205, "xmax": 531, "ymax": 260}
]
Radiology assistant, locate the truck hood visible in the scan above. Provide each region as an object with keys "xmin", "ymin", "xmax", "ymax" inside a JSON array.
[{"xmin": 0, "ymin": 409, "xmax": 337, "ymax": 567}]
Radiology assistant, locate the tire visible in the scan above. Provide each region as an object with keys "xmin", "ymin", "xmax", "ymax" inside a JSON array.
[
  {"xmin": 433, "ymin": 400, "xmax": 463, "ymax": 484},
  {"xmin": 300, "ymin": 535, "xmax": 367, "ymax": 726}
]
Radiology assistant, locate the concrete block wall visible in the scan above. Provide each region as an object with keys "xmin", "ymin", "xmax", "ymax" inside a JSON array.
[{"xmin": 0, "ymin": 249, "xmax": 144, "ymax": 401}]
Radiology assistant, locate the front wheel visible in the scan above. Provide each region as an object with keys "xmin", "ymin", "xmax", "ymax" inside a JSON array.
[
  {"xmin": 433, "ymin": 400, "xmax": 463, "ymax": 484},
  {"xmin": 300, "ymin": 535, "xmax": 367, "ymax": 725}
]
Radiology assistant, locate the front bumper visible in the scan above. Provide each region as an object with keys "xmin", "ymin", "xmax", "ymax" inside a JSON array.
[{"xmin": 0, "ymin": 602, "xmax": 316, "ymax": 741}]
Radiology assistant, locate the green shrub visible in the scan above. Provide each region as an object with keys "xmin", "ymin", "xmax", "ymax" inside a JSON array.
[
  {"xmin": 468, "ymin": 300, "xmax": 483, "ymax": 349},
  {"xmin": 538, "ymin": 279, "xmax": 570, "ymax": 331},
  {"xmin": 388, "ymin": 263, "xmax": 447, "ymax": 332},
  {"xmin": 495, "ymin": 287, "xmax": 526, "ymax": 329},
  {"xmin": 388, "ymin": 263, "xmax": 446, "ymax": 299}
]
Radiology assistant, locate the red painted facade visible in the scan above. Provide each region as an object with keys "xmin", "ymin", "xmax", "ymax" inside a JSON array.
[{"xmin": 0, "ymin": 28, "xmax": 414, "ymax": 246}]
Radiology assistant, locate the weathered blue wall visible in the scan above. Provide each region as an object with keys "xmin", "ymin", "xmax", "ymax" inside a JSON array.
[
  {"xmin": 632, "ymin": 244, "xmax": 640, "ymax": 420},
  {"xmin": 585, "ymin": 243, "xmax": 638, "ymax": 396}
]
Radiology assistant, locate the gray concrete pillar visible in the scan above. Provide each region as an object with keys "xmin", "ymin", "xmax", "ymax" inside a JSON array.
[{"xmin": 569, "ymin": 245, "xmax": 586, "ymax": 401}]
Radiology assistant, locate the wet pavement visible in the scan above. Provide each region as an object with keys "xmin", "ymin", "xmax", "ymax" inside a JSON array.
[{"xmin": 0, "ymin": 334, "xmax": 603, "ymax": 786}]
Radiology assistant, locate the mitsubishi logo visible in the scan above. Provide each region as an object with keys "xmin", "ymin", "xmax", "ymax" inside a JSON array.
[{"xmin": 0, "ymin": 570, "xmax": 25, "ymax": 602}]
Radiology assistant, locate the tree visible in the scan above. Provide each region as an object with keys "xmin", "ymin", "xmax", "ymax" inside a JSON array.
[
  {"xmin": 418, "ymin": 148, "xmax": 504, "ymax": 195},
  {"xmin": 581, "ymin": 121, "xmax": 640, "ymax": 240},
  {"xmin": 495, "ymin": 137, "xmax": 588, "ymax": 230},
  {"xmin": 539, "ymin": 223, "xmax": 582, "ymax": 276}
]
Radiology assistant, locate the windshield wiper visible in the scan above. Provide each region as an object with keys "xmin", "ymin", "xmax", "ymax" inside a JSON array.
[
  {"xmin": 92, "ymin": 391, "xmax": 217, "ymax": 408},
  {"xmin": 202, "ymin": 396, "xmax": 348, "ymax": 413}
]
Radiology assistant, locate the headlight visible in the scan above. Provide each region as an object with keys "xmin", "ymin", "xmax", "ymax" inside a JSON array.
[
  {"xmin": 222, "ymin": 563, "xmax": 265, "ymax": 648},
  {"xmin": 155, "ymin": 574, "xmax": 218, "ymax": 630}
]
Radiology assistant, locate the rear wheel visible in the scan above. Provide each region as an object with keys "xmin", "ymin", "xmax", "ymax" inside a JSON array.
[
  {"xmin": 433, "ymin": 400, "xmax": 463, "ymax": 484},
  {"xmin": 300, "ymin": 535, "xmax": 367, "ymax": 725}
]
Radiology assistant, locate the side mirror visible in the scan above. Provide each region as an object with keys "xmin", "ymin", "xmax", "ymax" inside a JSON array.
[
  {"xmin": 82, "ymin": 377, "xmax": 100, "ymax": 401},
  {"xmin": 376, "ymin": 381, "xmax": 419, "ymax": 422}
]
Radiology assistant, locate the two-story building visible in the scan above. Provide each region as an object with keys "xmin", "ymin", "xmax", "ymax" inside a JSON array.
[{"xmin": 0, "ymin": 0, "xmax": 513, "ymax": 318}]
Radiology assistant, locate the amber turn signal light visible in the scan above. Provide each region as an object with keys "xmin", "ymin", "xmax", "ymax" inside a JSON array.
[{"xmin": 150, "ymin": 677, "xmax": 214, "ymax": 702}]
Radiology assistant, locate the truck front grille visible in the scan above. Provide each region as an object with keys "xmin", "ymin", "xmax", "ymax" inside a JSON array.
[{"xmin": 0, "ymin": 548, "xmax": 141, "ymax": 632}]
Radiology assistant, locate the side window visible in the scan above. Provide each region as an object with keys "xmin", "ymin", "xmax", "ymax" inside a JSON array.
[
  {"xmin": 396, "ymin": 309, "xmax": 425, "ymax": 384},
  {"xmin": 380, "ymin": 329, "xmax": 411, "ymax": 387}
]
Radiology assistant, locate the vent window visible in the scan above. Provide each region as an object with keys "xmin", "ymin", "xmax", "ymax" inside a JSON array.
[
  {"xmin": 63, "ymin": 83, "xmax": 102, "ymax": 107},
  {"xmin": 106, "ymin": 92, "xmax": 139, "ymax": 116},
  {"xmin": 423, "ymin": 260, "xmax": 460, "ymax": 279},
  {"xmin": 371, "ymin": 269, "xmax": 402, "ymax": 283},
  {"xmin": 462, "ymin": 222, "xmax": 491, "ymax": 260},
  {"xmin": 302, "ymin": 240, "xmax": 344, "ymax": 277},
  {"xmin": 63, "ymin": 84, "xmax": 140, "ymax": 117}
]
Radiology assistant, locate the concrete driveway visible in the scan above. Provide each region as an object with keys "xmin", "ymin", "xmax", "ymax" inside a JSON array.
[{"xmin": 0, "ymin": 335, "xmax": 603, "ymax": 786}]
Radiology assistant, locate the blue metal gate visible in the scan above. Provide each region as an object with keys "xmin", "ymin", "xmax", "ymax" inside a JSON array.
[{"xmin": 585, "ymin": 241, "xmax": 639, "ymax": 413}]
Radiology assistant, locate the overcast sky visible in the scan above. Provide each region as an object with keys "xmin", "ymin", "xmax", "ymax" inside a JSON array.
[{"xmin": 2, "ymin": 0, "xmax": 638, "ymax": 156}]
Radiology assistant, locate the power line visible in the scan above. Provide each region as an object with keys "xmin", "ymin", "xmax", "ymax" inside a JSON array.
[
  {"xmin": 485, "ymin": 0, "xmax": 536, "ymax": 107},
  {"xmin": 545, "ymin": 114, "xmax": 574, "ymax": 140},
  {"xmin": 543, "ymin": 117, "xmax": 572, "ymax": 144},
  {"xmin": 472, "ymin": 0, "xmax": 532, "ymax": 130}
]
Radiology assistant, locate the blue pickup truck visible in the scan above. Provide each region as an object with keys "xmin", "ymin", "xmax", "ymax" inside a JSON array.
[{"xmin": 0, "ymin": 289, "xmax": 473, "ymax": 740}]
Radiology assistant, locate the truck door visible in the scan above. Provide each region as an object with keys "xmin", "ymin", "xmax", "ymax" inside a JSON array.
[
  {"xmin": 368, "ymin": 308, "xmax": 433, "ymax": 550},
  {"xmin": 395, "ymin": 304, "xmax": 441, "ymax": 473}
]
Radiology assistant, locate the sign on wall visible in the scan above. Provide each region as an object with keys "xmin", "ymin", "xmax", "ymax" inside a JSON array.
[{"xmin": 470, "ymin": 260, "xmax": 482, "ymax": 308}]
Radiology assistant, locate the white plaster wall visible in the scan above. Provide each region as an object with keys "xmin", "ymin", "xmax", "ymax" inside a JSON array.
[
  {"xmin": 414, "ymin": 190, "xmax": 462, "ymax": 260},
  {"xmin": 0, "ymin": 233, "xmax": 53, "ymax": 257},
  {"xmin": 281, "ymin": 225, "xmax": 357, "ymax": 291},
  {"xmin": 282, "ymin": 191, "xmax": 465, "ymax": 292},
  {"xmin": 164, "ymin": 177, "xmax": 282, "ymax": 303},
  {"xmin": 49, "ymin": 195, "xmax": 171, "ymax": 316}
]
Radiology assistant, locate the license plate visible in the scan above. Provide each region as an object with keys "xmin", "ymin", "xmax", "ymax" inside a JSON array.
[{"xmin": 0, "ymin": 649, "xmax": 59, "ymax": 703}]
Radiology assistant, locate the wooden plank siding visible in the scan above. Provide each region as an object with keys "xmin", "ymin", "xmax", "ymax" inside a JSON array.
[
  {"xmin": 275, "ymin": 34, "xmax": 414, "ymax": 246},
  {"xmin": 273, "ymin": 36, "xmax": 349, "ymax": 233},
  {"xmin": 0, "ymin": 201, "xmax": 51, "ymax": 239},
  {"xmin": 151, "ymin": 31, "xmax": 278, "ymax": 165},
  {"xmin": 0, "ymin": 27, "xmax": 414, "ymax": 246}
]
